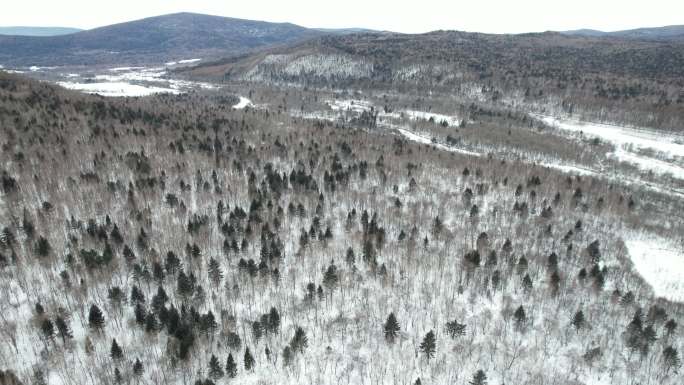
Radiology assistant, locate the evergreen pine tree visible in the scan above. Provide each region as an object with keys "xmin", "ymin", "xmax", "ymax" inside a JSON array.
[
  {"xmin": 289, "ymin": 326, "xmax": 308, "ymax": 353},
  {"xmin": 208, "ymin": 257, "xmax": 223, "ymax": 287},
  {"xmin": 323, "ymin": 262, "xmax": 339, "ymax": 296},
  {"xmin": 244, "ymin": 347, "xmax": 255, "ymax": 371},
  {"xmin": 133, "ymin": 358, "xmax": 144, "ymax": 377},
  {"xmin": 662, "ymin": 346, "xmax": 681, "ymax": 374},
  {"xmin": 419, "ymin": 330, "xmax": 436, "ymax": 361},
  {"xmin": 445, "ymin": 319, "xmax": 467, "ymax": 339},
  {"xmin": 208, "ymin": 354, "xmax": 224, "ymax": 380},
  {"xmin": 514, "ymin": 305, "xmax": 527, "ymax": 330},
  {"xmin": 225, "ymin": 353, "xmax": 238, "ymax": 378},
  {"xmin": 470, "ymin": 369, "xmax": 487, "ymax": 385},
  {"xmin": 114, "ymin": 368, "xmax": 123, "ymax": 385},
  {"xmin": 145, "ymin": 312, "xmax": 158, "ymax": 333},
  {"xmin": 134, "ymin": 304, "xmax": 146, "ymax": 326},
  {"xmin": 665, "ymin": 319, "xmax": 677, "ymax": 337},
  {"xmin": 572, "ymin": 310, "xmax": 585, "ymax": 332},
  {"xmin": 252, "ymin": 321, "xmax": 263, "ymax": 344},
  {"xmin": 111, "ymin": 338, "xmax": 123, "ymax": 361},
  {"xmin": 282, "ymin": 346, "xmax": 293, "ymax": 367},
  {"xmin": 522, "ymin": 273, "xmax": 533, "ymax": 293},
  {"xmin": 383, "ymin": 312, "xmax": 400, "ymax": 343},
  {"xmin": 40, "ymin": 318, "xmax": 55, "ymax": 343},
  {"xmin": 267, "ymin": 307, "xmax": 280, "ymax": 334},
  {"xmin": 88, "ymin": 304, "xmax": 105, "ymax": 330},
  {"xmin": 54, "ymin": 316, "xmax": 73, "ymax": 344}
]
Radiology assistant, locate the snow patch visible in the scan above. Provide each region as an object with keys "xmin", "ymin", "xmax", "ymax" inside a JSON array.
[
  {"xmin": 611, "ymin": 150, "xmax": 684, "ymax": 180},
  {"xmin": 58, "ymin": 81, "xmax": 180, "ymax": 97},
  {"xmin": 395, "ymin": 127, "xmax": 481, "ymax": 157},
  {"xmin": 536, "ymin": 114, "xmax": 684, "ymax": 157},
  {"xmin": 536, "ymin": 114, "xmax": 684, "ymax": 180},
  {"xmin": 233, "ymin": 96, "xmax": 253, "ymax": 109},
  {"xmin": 403, "ymin": 109, "xmax": 461, "ymax": 126},
  {"xmin": 538, "ymin": 162, "xmax": 598, "ymax": 176},
  {"xmin": 626, "ymin": 236, "xmax": 684, "ymax": 302}
]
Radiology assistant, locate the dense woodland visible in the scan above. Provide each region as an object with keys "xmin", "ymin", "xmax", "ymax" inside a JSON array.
[
  {"xmin": 187, "ymin": 31, "xmax": 684, "ymax": 131},
  {"xmin": 0, "ymin": 72, "xmax": 683, "ymax": 385}
]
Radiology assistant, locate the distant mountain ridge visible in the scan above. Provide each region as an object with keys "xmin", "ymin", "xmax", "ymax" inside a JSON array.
[
  {"xmin": 0, "ymin": 26, "xmax": 82, "ymax": 36},
  {"xmin": 562, "ymin": 25, "xmax": 684, "ymax": 41},
  {"xmin": 0, "ymin": 13, "xmax": 365, "ymax": 66}
]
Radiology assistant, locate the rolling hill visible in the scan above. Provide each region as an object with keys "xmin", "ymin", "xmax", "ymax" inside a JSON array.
[
  {"xmin": 183, "ymin": 30, "xmax": 684, "ymax": 130},
  {"xmin": 0, "ymin": 13, "xmax": 351, "ymax": 66},
  {"xmin": 563, "ymin": 25, "xmax": 684, "ymax": 41}
]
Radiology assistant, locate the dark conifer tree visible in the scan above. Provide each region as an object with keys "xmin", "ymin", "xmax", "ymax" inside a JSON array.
[
  {"xmin": 267, "ymin": 307, "xmax": 280, "ymax": 334},
  {"xmin": 244, "ymin": 347, "xmax": 255, "ymax": 371},
  {"xmin": 88, "ymin": 304, "xmax": 105, "ymax": 331},
  {"xmin": 419, "ymin": 330, "xmax": 436, "ymax": 361},
  {"xmin": 208, "ymin": 354, "xmax": 224, "ymax": 380},
  {"xmin": 133, "ymin": 358, "xmax": 144, "ymax": 377},
  {"xmin": 225, "ymin": 353, "xmax": 238, "ymax": 378},
  {"xmin": 514, "ymin": 305, "xmax": 527, "ymax": 330},
  {"xmin": 470, "ymin": 369, "xmax": 487, "ymax": 385},
  {"xmin": 114, "ymin": 368, "xmax": 123, "ymax": 385},
  {"xmin": 54, "ymin": 316, "xmax": 73, "ymax": 343},
  {"xmin": 111, "ymin": 338, "xmax": 123, "ymax": 361},
  {"xmin": 572, "ymin": 310, "xmax": 585, "ymax": 332},
  {"xmin": 290, "ymin": 326, "xmax": 308, "ymax": 353},
  {"xmin": 134, "ymin": 304, "xmax": 146, "ymax": 326},
  {"xmin": 383, "ymin": 312, "xmax": 401, "ymax": 343},
  {"xmin": 40, "ymin": 319, "xmax": 55, "ymax": 343},
  {"xmin": 208, "ymin": 257, "xmax": 223, "ymax": 287}
]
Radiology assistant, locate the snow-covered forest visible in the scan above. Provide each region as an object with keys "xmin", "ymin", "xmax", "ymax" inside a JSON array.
[{"xmin": 0, "ymin": 68, "xmax": 683, "ymax": 385}]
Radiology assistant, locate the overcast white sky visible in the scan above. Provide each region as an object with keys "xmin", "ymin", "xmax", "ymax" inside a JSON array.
[{"xmin": 1, "ymin": 0, "xmax": 682, "ymax": 34}]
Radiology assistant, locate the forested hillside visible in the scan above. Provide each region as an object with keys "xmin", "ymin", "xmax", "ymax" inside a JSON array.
[
  {"xmin": 186, "ymin": 31, "xmax": 684, "ymax": 131},
  {"xmin": 0, "ymin": 72, "xmax": 682, "ymax": 385}
]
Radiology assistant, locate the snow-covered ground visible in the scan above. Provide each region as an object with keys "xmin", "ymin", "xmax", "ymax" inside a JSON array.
[
  {"xmin": 57, "ymin": 81, "xmax": 180, "ymax": 97},
  {"xmin": 538, "ymin": 162, "xmax": 598, "ymax": 176},
  {"xmin": 165, "ymin": 58, "xmax": 202, "ymax": 66},
  {"xmin": 625, "ymin": 236, "xmax": 684, "ymax": 302},
  {"xmin": 55, "ymin": 65, "xmax": 217, "ymax": 97},
  {"xmin": 232, "ymin": 96, "xmax": 253, "ymax": 109},
  {"xmin": 326, "ymin": 99, "xmax": 462, "ymax": 127},
  {"xmin": 403, "ymin": 109, "xmax": 461, "ymax": 126},
  {"xmin": 394, "ymin": 127, "xmax": 481, "ymax": 157},
  {"xmin": 536, "ymin": 115, "xmax": 684, "ymax": 180}
]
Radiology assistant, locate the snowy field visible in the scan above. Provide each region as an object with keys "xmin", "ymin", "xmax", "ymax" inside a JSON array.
[
  {"xmin": 625, "ymin": 236, "xmax": 684, "ymax": 302},
  {"xmin": 57, "ymin": 81, "xmax": 180, "ymax": 97},
  {"xmin": 536, "ymin": 115, "xmax": 684, "ymax": 180},
  {"xmin": 232, "ymin": 96, "xmax": 253, "ymax": 109},
  {"xmin": 5, "ymin": 62, "xmax": 217, "ymax": 97}
]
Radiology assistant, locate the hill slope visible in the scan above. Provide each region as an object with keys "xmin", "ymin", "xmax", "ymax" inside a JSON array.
[
  {"xmin": 0, "ymin": 13, "xmax": 332, "ymax": 66},
  {"xmin": 563, "ymin": 25, "xmax": 684, "ymax": 41},
  {"xmin": 185, "ymin": 30, "xmax": 684, "ymax": 130},
  {"xmin": 1, "ymin": 70, "xmax": 683, "ymax": 385}
]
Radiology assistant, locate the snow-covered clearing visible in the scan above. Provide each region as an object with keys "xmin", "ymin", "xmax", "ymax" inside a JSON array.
[
  {"xmin": 611, "ymin": 150, "xmax": 684, "ymax": 180},
  {"xmin": 232, "ymin": 96, "xmax": 253, "ymax": 109},
  {"xmin": 394, "ymin": 127, "xmax": 481, "ymax": 157},
  {"xmin": 538, "ymin": 162, "xmax": 598, "ymax": 176},
  {"xmin": 178, "ymin": 58, "xmax": 201, "ymax": 64},
  {"xmin": 57, "ymin": 65, "xmax": 217, "ymax": 97},
  {"xmin": 57, "ymin": 81, "xmax": 180, "ymax": 97},
  {"xmin": 403, "ymin": 109, "xmax": 461, "ymax": 126},
  {"xmin": 625, "ymin": 236, "xmax": 684, "ymax": 302},
  {"xmin": 536, "ymin": 114, "xmax": 684, "ymax": 180},
  {"xmin": 165, "ymin": 58, "xmax": 202, "ymax": 66}
]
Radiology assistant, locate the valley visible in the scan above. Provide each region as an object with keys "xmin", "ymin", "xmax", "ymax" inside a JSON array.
[{"xmin": 1, "ymin": 11, "xmax": 683, "ymax": 385}]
